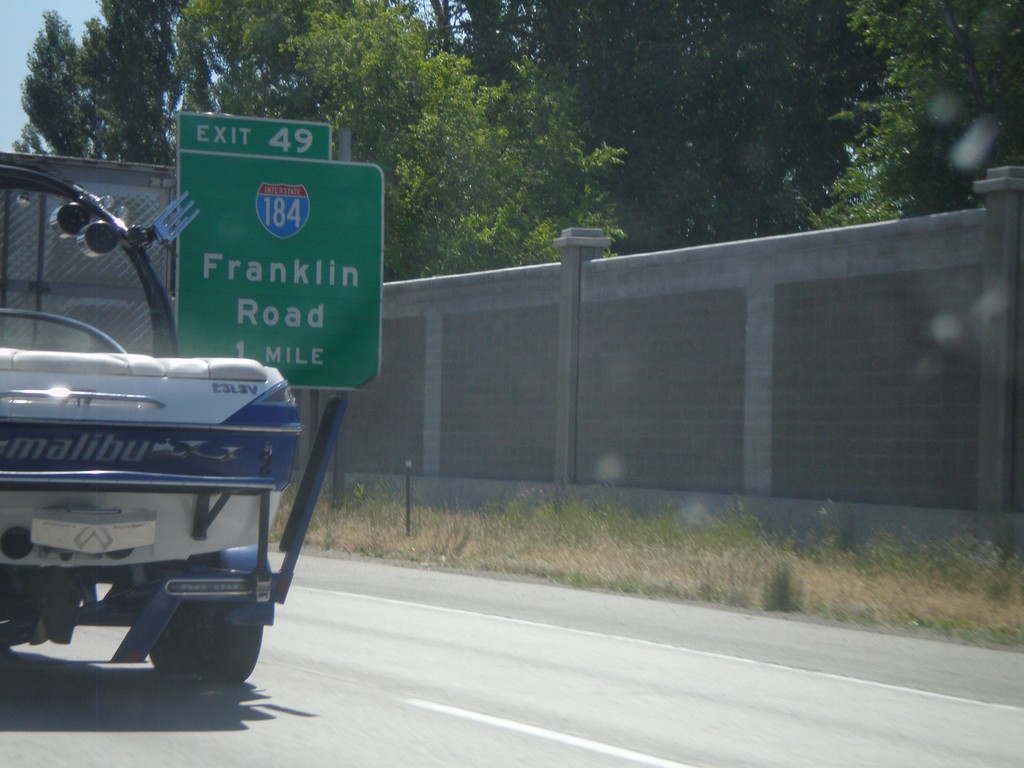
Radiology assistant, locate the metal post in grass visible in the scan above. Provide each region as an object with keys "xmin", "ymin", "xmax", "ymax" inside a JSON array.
[{"xmin": 405, "ymin": 460, "xmax": 412, "ymax": 535}]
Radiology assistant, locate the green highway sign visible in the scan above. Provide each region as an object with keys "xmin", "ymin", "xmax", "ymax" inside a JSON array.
[
  {"xmin": 178, "ymin": 112, "xmax": 333, "ymax": 159},
  {"xmin": 176, "ymin": 114, "xmax": 383, "ymax": 389}
]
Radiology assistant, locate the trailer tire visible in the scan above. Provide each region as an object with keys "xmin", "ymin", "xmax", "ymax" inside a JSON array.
[
  {"xmin": 197, "ymin": 623, "xmax": 263, "ymax": 684},
  {"xmin": 149, "ymin": 611, "xmax": 199, "ymax": 676},
  {"xmin": 151, "ymin": 606, "xmax": 263, "ymax": 683}
]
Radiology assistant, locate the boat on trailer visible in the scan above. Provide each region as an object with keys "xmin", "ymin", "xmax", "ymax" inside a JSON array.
[{"xmin": 0, "ymin": 162, "xmax": 343, "ymax": 682}]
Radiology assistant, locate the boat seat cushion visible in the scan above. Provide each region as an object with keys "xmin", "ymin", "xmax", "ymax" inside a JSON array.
[{"xmin": 0, "ymin": 348, "xmax": 269, "ymax": 381}]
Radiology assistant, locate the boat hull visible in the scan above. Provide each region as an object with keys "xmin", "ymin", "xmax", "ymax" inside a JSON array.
[
  {"xmin": 0, "ymin": 420, "xmax": 299, "ymax": 490},
  {"xmin": 0, "ymin": 488, "xmax": 280, "ymax": 566},
  {"xmin": 0, "ymin": 353, "xmax": 301, "ymax": 566}
]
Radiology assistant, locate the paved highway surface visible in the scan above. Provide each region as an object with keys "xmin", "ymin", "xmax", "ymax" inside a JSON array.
[{"xmin": 2, "ymin": 554, "xmax": 1022, "ymax": 767}]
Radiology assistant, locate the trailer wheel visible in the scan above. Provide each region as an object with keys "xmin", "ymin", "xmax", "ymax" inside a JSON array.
[
  {"xmin": 196, "ymin": 622, "xmax": 263, "ymax": 684},
  {"xmin": 149, "ymin": 610, "xmax": 199, "ymax": 676},
  {"xmin": 150, "ymin": 603, "xmax": 263, "ymax": 683}
]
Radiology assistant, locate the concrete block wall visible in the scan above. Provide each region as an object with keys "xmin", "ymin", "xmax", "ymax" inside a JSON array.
[
  {"xmin": 575, "ymin": 288, "xmax": 747, "ymax": 492},
  {"xmin": 571, "ymin": 210, "xmax": 986, "ymax": 508},
  {"xmin": 440, "ymin": 303, "xmax": 559, "ymax": 479},
  {"xmin": 328, "ymin": 166, "xmax": 1024, "ymax": 525},
  {"xmin": 340, "ymin": 264, "xmax": 561, "ymax": 479},
  {"xmin": 772, "ymin": 265, "xmax": 981, "ymax": 508}
]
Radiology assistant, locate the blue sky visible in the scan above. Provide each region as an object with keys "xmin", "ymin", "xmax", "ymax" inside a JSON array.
[{"xmin": 2, "ymin": 1, "xmax": 101, "ymax": 150}]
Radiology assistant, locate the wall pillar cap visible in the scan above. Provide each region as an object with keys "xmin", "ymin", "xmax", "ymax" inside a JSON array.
[
  {"xmin": 973, "ymin": 166, "xmax": 1024, "ymax": 195},
  {"xmin": 553, "ymin": 228, "xmax": 612, "ymax": 251}
]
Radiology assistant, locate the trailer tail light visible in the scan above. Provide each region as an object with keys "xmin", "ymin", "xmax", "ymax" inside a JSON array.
[{"xmin": 165, "ymin": 577, "xmax": 253, "ymax": 597}]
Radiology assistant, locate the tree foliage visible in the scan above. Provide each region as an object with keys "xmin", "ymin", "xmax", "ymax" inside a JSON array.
[
  {"xmin": 17, "ymin": 12, "xmax": 91, "ymax": 157},
  {"xmin": 17, "ymin": 0, "xmax": 1023, "ymax": 273},
  {"xmin": 18, "ymin": 0, "xmax": 617, "ymax": 279},
  {"xmin": 18, "ymin": 0, "xmax": 185, "ymax": 164},
  {"xmin": 302, "ymin": 3, "xmax": 621, "ymax": 277},
  {"xmin": 423, "ymin": 0, "xmax": 884, "ymax": 252},
  {"xmin": 817, "ymin": 0, "xmax": 1024, "ymax": 225},
  {"xmin": 175, "ymin": 0, "xmax": 325, "ymax": 117}
]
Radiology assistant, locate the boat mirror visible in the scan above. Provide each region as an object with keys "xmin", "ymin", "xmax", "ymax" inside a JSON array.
[
  {"xmin": 78, "ymin": 221, "xmax": 120, "ymax": 257},
  {"xmin": 50, "ymin": 202, "xmax": 91, "ymax": 238}
]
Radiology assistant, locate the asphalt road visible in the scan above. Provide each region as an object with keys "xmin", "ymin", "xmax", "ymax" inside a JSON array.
[{"xmin": 2, "ymin": 554, "xmax": 1022, "ymax": 767}]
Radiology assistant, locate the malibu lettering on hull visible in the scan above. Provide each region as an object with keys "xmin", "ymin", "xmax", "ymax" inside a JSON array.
[{"xmin": 0, "ymin": 433, "xmax": 240, "ymax": 464}]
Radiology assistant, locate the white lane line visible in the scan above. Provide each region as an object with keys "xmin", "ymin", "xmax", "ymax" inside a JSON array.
[
  {"xmin": 295, "ymin": 586, "xmax": 1023, "ymax": 713},
  {"xmin": 406, "ymin": 698, "xmax": 704, "ymax": 768}
]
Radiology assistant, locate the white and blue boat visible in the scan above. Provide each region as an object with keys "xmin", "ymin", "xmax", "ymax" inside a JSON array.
[
  {"xmin": 0, "ymin": 162, "xmax": 340, "ymax": 682},
  {"xmin": 0, "ymin": 319, "xmax": 301, "ymax": 564}
]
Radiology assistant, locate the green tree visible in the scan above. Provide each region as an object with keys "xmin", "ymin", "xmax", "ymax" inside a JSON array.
[
  {"xmin": 433, "ymin": 1, "xmax": 883, "ymax": 252},
  {"xmin": 176, "ymin": 0, "xmax": 325, "ymax": 117},
  {"xmin": 16, "ymin": 12, "xmax": 91, "ymax": 156},
  {"xmin": 81, "ymin": 0, "xmax": 186, "ymax": 164},
  {"xmin": 18, "ymin": 0, "xmax": 185, "ymax": 164},
  {"xmin": 290, "ymin": 0, "xmax": 620, "ymax": 278},
  {"xmin": 817, "ymin": 0, "xmax": 1024, "ymax": 226},
  {"xmin": 20, "ymin": 0, "xmax": 616, "ymax": 279}
]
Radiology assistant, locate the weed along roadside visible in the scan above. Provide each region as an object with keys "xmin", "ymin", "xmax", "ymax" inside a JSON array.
[{"xmin": 273, "ymin": 488, "xmax": 1024, "ymax": 648}]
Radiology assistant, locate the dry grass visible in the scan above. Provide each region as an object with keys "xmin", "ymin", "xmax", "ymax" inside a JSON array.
[{"xmin": 277, "ymin": 485, "xmax": 1024, "ymax": 646}]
